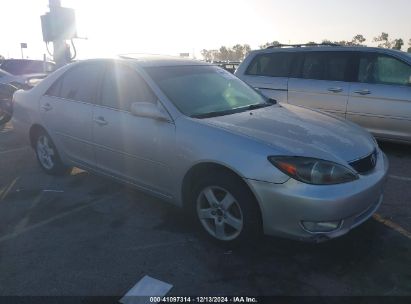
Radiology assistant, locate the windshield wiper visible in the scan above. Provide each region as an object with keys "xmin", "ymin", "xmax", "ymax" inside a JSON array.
[
  {"xmin": 191, "ymin": 109, "xmax": 238, "ymax": 119},
  {"xmin": 246, "ymin": 99, "xmax": 276, "ymax": 110},
  {"xmin": 191, "ymin": 99, "xmax": 276, "ymax": 119}
]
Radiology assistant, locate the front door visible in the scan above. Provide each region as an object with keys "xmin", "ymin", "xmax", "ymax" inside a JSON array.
[{"xmin": 347, "ymin": 52, "xmax": 411, "ymax": 141}]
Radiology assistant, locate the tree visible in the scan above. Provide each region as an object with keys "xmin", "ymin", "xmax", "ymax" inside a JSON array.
[
  {"xmin": 351, "ymin": 34, "xmax": 366, "ymax": 46},
  {"xmin": 407, "ymin": 39, "xmax": 411, "ymax": 53},
  {"xmin": 259, "ymin": 41, "xmax": 281, "ymax": 49},
  {"xmin": 373, "ymin": 32, "xmax": 407, "ymax": 50},
  {"xmin": 201, "ymin": 44, "xmax": 251, "ymax": 62},
  {"xmin": 392, "ymin": 38, "xmax": 404, "ymax": 50},
  {"xmin": 232, "ymin": 44, "xmax": 251, "ymax": 60},
  {"xmin": 201, "ymin": 49, "xmax": 212, "ymax": 62},
  {"xmin": 373, "ymin": 32, "xmax": 391, "ymax": 48},
  {"xmin": 243, "ymin": 44, "xmax": 251, "ymax": 58},
  {"xmin": 219, "ymin": 46, "xmax": 230, "ymax": 61}
]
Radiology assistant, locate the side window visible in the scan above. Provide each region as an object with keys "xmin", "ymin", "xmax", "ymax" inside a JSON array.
[
  {"xmin": 46, "ymin": 63, "xmax": 104, "ymax": 103},
  {"xmin": 327, "ymin": 53, "xmax": 351, "ymax": 81},
  {"xmin": 301, "ymin": 52, "xmax": 325, "ymax": 80},
  {"xmin": 45, "ymin": 78, "xmax": 62, "ymax": 97},
  {"xmin": 246, "ymin": 53, "xmax": 293, "ymax": 77},
  {"xmin": 358, "ymin": 53, "xmax": 411, "ymax": 86},
  {"xmin": 100, "ymin": 64, "xmax": 157, "ymax": 111},
  {"xmin": 301, "ymin": 52, "xmax": 352, "ymax": 81}
]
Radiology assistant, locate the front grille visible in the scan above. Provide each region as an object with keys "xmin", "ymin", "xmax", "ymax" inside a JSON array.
[{"xmin": 349, "ymin": 149, "xmax": 377, "ymax": 174}]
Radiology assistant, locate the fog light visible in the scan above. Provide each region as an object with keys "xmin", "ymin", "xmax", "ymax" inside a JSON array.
[{"xmin": 301, "ymin": 220, "xmax": 341, "ymax": 233}]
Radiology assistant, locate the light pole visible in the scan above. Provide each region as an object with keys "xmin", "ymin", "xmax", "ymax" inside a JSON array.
[{"xmin": 20, "ymin": 43, "xmax": 27, "ymax": 59}]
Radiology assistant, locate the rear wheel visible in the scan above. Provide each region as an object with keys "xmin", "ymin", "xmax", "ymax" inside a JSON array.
[
  {"xmin": 34, "ymin": 131, "xmax": 70, "ymax": 175},
  {"xmin": 191, "ymin": 172, "xmax": 261, "ymax": 244}
]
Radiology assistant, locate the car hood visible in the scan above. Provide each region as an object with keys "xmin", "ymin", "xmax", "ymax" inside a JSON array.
[{"xmin": 200, "ymin": 104, "xmax": 376, "ymax": 163}]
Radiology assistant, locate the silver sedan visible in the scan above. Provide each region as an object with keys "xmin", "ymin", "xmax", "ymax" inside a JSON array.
[{"xmin": 12, "ymin": 57, "xmax": 389, "ymax": 243}]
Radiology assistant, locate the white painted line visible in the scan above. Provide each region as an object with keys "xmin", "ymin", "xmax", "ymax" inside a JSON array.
[
  {"xmin": 0, "ymin": 146, "xmax": 29, "ymax": 154},
  {"xmin": 120, "ymin": 275, "xmax": 173, "ymax": 304},
  {"xmin": 389, "ymin": 174, "xmax": 411, "ymax": 182},
  {"xmin": 42, "ymin": 189, "xmax": 65, "ymax": 193},
  {"xmin": 0, "ymin": 177, "xmax": 18, "ymax": 201}
]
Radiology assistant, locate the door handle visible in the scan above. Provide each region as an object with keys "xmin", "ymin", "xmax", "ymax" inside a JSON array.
[
  {"xmin": 93, "ymin": 117, "xmax": 108, "ymax": 126},
  {"xmin": 354, "ymin": 89, "xmax": 371, "ymax": 95},
  {"xmin": 41, "ymin": 103, "xmax": 52, "ymax": 111},
  {"xmin": 328, "ymin": 87, "xmax": 343, "ymax": 93}
]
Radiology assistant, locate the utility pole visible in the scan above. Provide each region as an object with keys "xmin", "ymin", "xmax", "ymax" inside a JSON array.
[{"xmin": 48, "ymin": 0, "xmax": 71, "ymax": 67}]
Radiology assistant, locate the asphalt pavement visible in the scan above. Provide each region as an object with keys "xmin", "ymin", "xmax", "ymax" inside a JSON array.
[{"xmin": 0, "ymin": 122, "xmax": 410, "ymax": 298}]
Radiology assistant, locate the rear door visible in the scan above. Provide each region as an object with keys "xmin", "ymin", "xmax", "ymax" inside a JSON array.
[
  {"xmin": 92, "ymin": 62, "xmax": 176, "ymax": 197},
  {"xmin": 40, "ymin": 62, "xmax": 104, "ymax": 166},
  {"xmin": 347, "ymin": 52, "xmax": 411, "ymax": 142},
  {"xmin": 288, "ymin": 51, "xmax": 354, "ymax": 118},
  {"xmin": 238, "ymin": 52, "xmax": 295, "ymax": 103}
]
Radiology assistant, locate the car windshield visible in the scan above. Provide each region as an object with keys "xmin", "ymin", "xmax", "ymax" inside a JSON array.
[{"xmin": 145, "ymin": 65, "xmax": 270, "ymax": 118}]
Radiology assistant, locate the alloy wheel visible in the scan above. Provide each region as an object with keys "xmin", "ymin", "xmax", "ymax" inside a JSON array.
[
  {"xmin": 196, "ymin": 186, "xmax": 244, "ymax": 241},
  {"xmin": 36, "ymin": 135, "xmax": 55, "ymax": 170}
]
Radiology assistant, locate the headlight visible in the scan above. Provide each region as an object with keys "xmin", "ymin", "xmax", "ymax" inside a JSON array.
[{"xmin": 268, "ymin": 156, "xmax": 358, "ymax": 185}]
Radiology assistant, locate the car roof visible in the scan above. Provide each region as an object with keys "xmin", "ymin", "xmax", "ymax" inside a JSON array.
[
  {"xmin": 74, "ymin": 56, "xmax": 212, "ymax": 68},
  {"xmin": 251, "ymin": 46, "xmax": 411, "ymax": 62},
  {"xmin": 117, "ymin": 54, "xmax": 211, "ymax": 67}
]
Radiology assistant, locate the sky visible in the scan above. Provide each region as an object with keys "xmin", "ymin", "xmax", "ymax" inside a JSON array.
[{"xmin": 1, "ymin": 0, "xmax": 410, "ymax": 60}]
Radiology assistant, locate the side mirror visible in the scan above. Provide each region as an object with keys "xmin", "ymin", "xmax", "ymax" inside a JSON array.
[
  {"xmin": 130, "ymin": 102, "xmax": 170, "ymax": 122},
  {"xmin": 268, "ymin": 97, "xmax": 277, "ymax": 104}
]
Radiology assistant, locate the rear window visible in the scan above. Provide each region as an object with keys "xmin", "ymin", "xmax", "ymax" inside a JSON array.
[
  {"xmin": 45, "ymin": 63, "xmax": 104, "ymax": 103},
  {"xmin": 246, "ymin": 52, "xmax": 293, "ymax": 77}
]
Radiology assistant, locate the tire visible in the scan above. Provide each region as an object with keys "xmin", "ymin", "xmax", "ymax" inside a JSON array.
[
  {"xmin": 34, "ymin": 130, "xmax": 71, "ymax": 175},
  {"xmin": 190, "ymin": 171, "xmax": 262, "ymax": 244}
]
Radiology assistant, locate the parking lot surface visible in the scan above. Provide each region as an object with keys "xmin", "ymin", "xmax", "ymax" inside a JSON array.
[{"xmin": 0, "ymin": 122, "xmax": 411, "ymax": 297}]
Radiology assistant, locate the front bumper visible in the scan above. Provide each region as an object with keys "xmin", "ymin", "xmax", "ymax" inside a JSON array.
[{"xmin": 247, "ymin": 149, "xmax": 389, "ymax": 242}]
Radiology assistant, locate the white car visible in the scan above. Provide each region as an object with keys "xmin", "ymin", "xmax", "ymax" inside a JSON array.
[{"xmin": 235, "ymin": 44, "xmax": 411, "ymax": 144}]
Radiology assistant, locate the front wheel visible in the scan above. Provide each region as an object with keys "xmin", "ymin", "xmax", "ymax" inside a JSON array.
[
  {"xmin": 35, "ymin": 131, "xmax": 70, "ymax": 175},
  {"xmin": 192, "ymin": 173, "xmax": 262, "ymax": 244}
]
